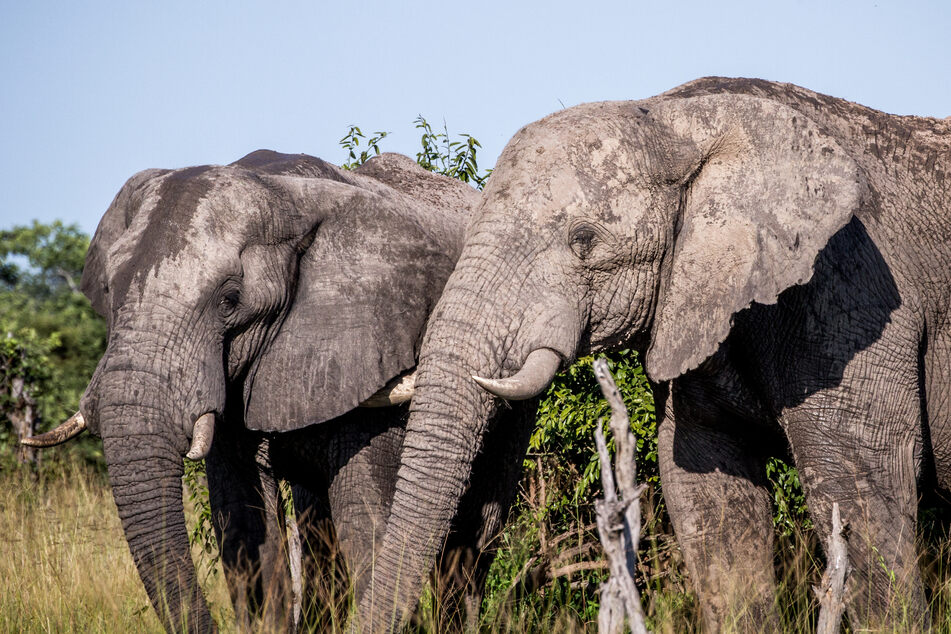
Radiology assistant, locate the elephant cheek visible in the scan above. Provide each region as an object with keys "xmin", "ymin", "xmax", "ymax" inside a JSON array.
[{"xmin": 588, "ymin": 266, "xmax": 659, "ymax": 350}]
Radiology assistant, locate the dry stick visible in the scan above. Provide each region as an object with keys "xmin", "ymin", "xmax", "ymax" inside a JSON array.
[
  {"xmin": 279, "ymin": 479, "xmax": 304, "ymax": 628},
  {"xmin": 592, "ymin": 358, "xmax": 649, "ymax": 634},
  {"xmin": 815, "ymin": 502, "xmax": 850, "ymax": 634}
]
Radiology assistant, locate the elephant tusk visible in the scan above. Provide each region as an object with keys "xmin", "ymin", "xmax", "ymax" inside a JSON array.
[
  {"xmin": 21, "ymin": 411, "xmax": 87, "ymax": 447},
  {"xmin": 359, "ymin": 371, "xmax": 417, "ymax": 407},
  {"xmin": 186, "ymin": 413, "xmax": 215, "ymax": 461},
  {"xmin": 472, "ymin": 348, "xmax": 562, "ymax": 401}
]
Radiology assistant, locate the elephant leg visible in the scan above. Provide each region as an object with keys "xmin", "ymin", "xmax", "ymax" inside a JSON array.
[
  {"xmin": 784, "ymin": 372, "xmax": 926, "ymax": 629},
  {"xmin": 435, "ymin": 403, "xmax": 535, "ymax": 630},
  {"xmin": 324, "ymin": 410, "xmax": 407, "ymax": 601},
  {"xmin": 657, "ymin": 381, "xmax": 781, "ymax": 632},
  {"xmin": 206, "ymin": 428, "xmax": 295, "ymax": 631}
]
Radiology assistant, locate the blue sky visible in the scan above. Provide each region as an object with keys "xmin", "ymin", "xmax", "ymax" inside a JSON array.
[{"xmin": 1, "ymin": 1, "xmax": 948, "ymax": 236}]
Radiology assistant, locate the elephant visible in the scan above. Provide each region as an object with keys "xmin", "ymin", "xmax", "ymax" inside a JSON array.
[
  {"xmin": 25, "ymin": 150, "xmax": 532, "ymax": 632},
  {"xmin": 353, "ymin": 77, "xmax": 951, "ymax": 632}
]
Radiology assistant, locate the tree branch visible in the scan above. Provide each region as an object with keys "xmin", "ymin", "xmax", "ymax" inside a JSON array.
[
  {"xmin": 815, "ymin": 502, "xmax": 850, "ymax": 634},
  {"xmin": 592, "ymin": 358, "xmax": 650, "ymax": 634}
]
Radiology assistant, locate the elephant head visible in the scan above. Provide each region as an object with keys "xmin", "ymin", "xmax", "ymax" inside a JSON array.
[
  {"xmin": 358, "ymin": 81, "xmax": 869, "ymax": 630},
  {"xmin": 27, "ymin": 150, "xmax": 476, "ymax": 632}
]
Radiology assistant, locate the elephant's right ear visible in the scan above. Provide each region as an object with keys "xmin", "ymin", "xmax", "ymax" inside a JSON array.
[
  {"xmin": 81, "ymin": 169, "xmax": 169, "ymax": 317},
  {"xmin": 243, "ymin": 175, "xmax": 467, "ymax": 431},
  {"xmin": 645, "ymin": 94, "xmax": 868, "ymax": 382}
]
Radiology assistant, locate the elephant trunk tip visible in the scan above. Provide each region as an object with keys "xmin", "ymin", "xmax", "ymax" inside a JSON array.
[{"xmin": 471, "ymin": 347, "xmax": 562, "ymax": 401}]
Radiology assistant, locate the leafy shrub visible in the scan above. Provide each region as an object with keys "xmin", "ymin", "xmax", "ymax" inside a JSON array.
[
  {"xmin": 339, "ymin": 125, "xmax": 389, "ymax": 170},
  {"xmin": 339, "ymin": 116, "xmax": 490, "ymax": 189},
  {"xmin": 413, "ymin": 116, "xmax": 489, "ymax": 189},
  {"xmin": 0, "ymin": 221, "xmax": 106, "ymax": 473}
]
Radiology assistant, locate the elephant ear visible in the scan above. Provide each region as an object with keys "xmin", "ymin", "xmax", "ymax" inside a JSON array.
[
  {"xmin": 645, "ymin": 94, "xmax": 868, "ymax": 382},
  {"xmin": 81, "ymin": 169, "xmax": 170, "ymax": 318},
  {"xmin": 243, "ymin": 169, "xmax": 471, "ymax": 431}
]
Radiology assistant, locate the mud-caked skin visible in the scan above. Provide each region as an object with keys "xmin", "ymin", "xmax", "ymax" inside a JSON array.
[
  {"xmin": 74, "ymin": 150, "xmax": 527, "ymax": 633},
  {"xmin": 357, "ymin": 77, "xmax": 951, "ymax": 632}
]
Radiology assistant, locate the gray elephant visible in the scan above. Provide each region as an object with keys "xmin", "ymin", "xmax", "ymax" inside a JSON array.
[
  {"xmin": 26, "ymin": 150, "xmax": 531, "ymax": 632},
  {"xmin": 354, "ymin": 77, "xmax": 951, "ymax": 632}
]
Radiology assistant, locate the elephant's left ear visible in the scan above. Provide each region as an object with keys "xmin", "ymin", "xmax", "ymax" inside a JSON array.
[
  {"xmin": 645, "ymin": 94, "xmax": 869, "ymax": 382},
  {"xmin": 243, "ymin": 172, "xmax": 471, "ymax": 431}
]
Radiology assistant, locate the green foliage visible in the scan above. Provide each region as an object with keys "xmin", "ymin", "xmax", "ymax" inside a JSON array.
[
  {"xmin": 0, "ymin": 220, "xmax": 88, "ymax": 296},
  {"xmin": 339, "ymin": 117, "xmax": 490, "ymax": 189},
  {"xmin": 413, "ymin": 116, "xmax": 489, "ymax": 189},
  {"xmin": 183, "ymin": 458, "xmax": 219, "ymax": 582},
  {"xmin": 0, "ymin": 221, "xmax": 106, "ymax": 472},
  {"xmin": 0, "ymin": 329, "xmax": 56, "ymax": 468},
  {"xmin": 480, "ymin": 351, "xmax": 665, "ymax": 621},
  {"xmin": 766, "ymin": 457, "xmax": 812, "ymax": 538},
  {"xmin": 532, "ymin": 350, "xmax": 657, "ymax": 512},
  {"xmin": 339, "ymin": 125, "xmax": 390, "ymax": 171}
]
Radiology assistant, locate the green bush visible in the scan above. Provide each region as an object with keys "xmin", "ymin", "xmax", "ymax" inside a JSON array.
[{"xmin": 0, "ymin": 221, "xmax": 107, "ymax": 474}]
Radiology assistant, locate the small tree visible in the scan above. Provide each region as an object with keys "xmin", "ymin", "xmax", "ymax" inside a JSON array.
[
  {"xmin": 0, "ymin": 221, "xmax": 106, "ymax": 471},
  {"xmin": 0, "ymin": 329, "xmax": 55, "ymax": 466}
]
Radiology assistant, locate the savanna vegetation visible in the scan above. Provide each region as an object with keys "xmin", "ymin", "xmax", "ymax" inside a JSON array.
[{"xmin": 2, "ymin": 122, "xmax": 950, "ymax": 632}]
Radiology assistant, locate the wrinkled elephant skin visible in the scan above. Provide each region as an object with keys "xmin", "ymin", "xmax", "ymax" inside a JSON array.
[
  {"xmin": 53, "ymin": 150, "xmax": 525, "ymax": 632},
  {"xmin": 358, "ymin": 78, "xmax": 951, "ymax": 632}
]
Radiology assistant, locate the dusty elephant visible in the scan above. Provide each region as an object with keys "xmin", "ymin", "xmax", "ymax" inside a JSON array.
[
  {"xmin": 25, "ymin": 150, "xmax": 530, "ymax": 632},
  {"xmin": 355, "ymin": 77, "xmax": 951, "ymax": 632}
]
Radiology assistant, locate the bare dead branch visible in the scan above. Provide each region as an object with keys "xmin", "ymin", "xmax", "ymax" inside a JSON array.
[
  {"xmin": 552, "ymin": 541, "xmax": 600, "ymax": 566},
  {"xmin": 551, "ymin": 559, "xmax": 610, "ymax": 579},
  {"xmin": 549, "ymin": 522, "xmax": 598, "ymax": 550},
  {"xmin": 54, "ymin": 267, "xmax": 81, "ymax": 294},
  {"xmin": 815, "ymin": 502, "xmax": 850, "ymax": 634},
  {"xmin": 593, "ymin": 358, "xmax": 650, "ymax": 634}
]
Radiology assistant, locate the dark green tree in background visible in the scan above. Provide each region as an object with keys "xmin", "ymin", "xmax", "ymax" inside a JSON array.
[{"xmin": 0, "ymin": 220, "xmax": 106, "ymax": 470}]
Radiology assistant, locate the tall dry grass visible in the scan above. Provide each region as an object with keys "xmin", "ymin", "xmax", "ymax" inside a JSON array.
[
  {"xmin": 0, "ymin": 464, "xmax": 233, "ymax": 633},
  {"xmin": 1, "ymin": 461, "xmax": 949, "ymax": 632}
]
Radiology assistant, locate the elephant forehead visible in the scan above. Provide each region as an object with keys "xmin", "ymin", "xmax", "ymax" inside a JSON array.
[
  {"xmin": 485, "ymin": 106, "xmax": 660, "ymax": 228},
  {"xmin": 106, "ymin": 169, "xmax": 262, "ymax": 308}
]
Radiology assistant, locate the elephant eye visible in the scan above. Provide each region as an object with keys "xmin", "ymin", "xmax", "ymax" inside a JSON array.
[
  {"xmin": 218, "ymin": 288, "xmax": 241, "ymax": 317},
  {"xmin": 568, "ymin": 222, "xmax": 602, "ymax": 261}
]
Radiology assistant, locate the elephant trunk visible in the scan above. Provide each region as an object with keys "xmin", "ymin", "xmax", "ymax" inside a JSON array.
[
  {"xmin": 105, "ymin": 433, "xmax": 211, "ymax": 632},
  {"xmin": 357, "ymin": 305, "xmax": 495, "ymax": 630},
  {"xmin": 355, "ymin": 254, "xmax": 579, "ymax": 632},
  {"xmin": 90, "ymin": 350, "xmax": 221, "ymax": 633}
]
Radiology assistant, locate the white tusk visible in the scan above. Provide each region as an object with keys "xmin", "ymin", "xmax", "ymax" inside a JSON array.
[
  {"xmin": 359, "ymin": 371, "xmax": 417, "ymax": 407},
  {"xmin": 472, "ymin": 348, "xmax": 562, "ymax": 401},
  {"xmin": 186, "ymin": 413, "xmax": 215, "ymax": 460},
  {"xmin": 21, "ymin": 411, "xmax": 87, "ymax": 447}
]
